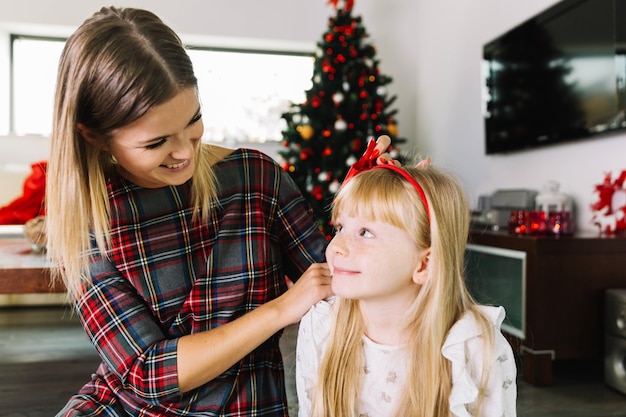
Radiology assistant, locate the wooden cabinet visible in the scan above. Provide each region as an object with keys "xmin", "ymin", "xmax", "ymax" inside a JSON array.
[{"xmin": 467, "ymin": 230, "xmax": 626, "ymax": 385}]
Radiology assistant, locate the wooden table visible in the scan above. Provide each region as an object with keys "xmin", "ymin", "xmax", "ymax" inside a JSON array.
[{"xmin": 0, "ymin": 230, "xmax": 64, "ymax": 294}]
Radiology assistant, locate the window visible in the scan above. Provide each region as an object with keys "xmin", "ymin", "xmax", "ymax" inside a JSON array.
[
  {"xmin": 10, "ymin": 36, "xmax": 65, "ymax": 136},
  {"xmin": 8, "ymin": 35, "xmax": 313, "ymax": 143},
  {"xmin": 188, "ymin": 48, "xmax": 313, "ymax": 143}
]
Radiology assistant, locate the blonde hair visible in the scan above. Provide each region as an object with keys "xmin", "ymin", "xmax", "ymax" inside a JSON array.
[
  {"xmin": 311, "ymin": 165, "xmax": 494, "ymax": 417},
  {"xmin": 46, "ymin": 7, "xmax": 216, "ymax": 299}
]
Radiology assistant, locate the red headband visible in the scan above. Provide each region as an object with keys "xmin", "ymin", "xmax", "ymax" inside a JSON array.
[{"xmin": 343, "ymin": 140, "xmax": 431, "ymax": 222}]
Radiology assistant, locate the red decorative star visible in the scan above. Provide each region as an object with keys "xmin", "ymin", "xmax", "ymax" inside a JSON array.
[{"xmin": 328, "ymin": 0, "xmax": 354, "ymax": 11}]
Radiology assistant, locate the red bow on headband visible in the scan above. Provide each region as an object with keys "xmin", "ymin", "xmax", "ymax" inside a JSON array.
[
  {"xmin": 343, "ymin": 139, "xmax": 380, "ymax": 183},
  {"xmin": 342, "ymin": 140, "xmax": 431, "ymax": 222}
]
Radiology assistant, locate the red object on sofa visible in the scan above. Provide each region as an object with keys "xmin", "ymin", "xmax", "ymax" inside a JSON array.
[{"xmin": 0, "ymin": 161, "xmax": 47, "ymax": 224}]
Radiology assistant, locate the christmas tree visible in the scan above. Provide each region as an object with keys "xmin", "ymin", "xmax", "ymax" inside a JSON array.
[{"xmin": 279, "ymin": 0, "xmax": 404, "ymax": 238}]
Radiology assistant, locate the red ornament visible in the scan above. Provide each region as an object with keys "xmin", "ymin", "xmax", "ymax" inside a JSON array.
[
  {"xmin": 323, "ymin": 147, "xmax": 332, "ymax": 157},
  {"xmin": 312, "ymin": 185, "xmax": 323, "ymax": 200},
  {"xmin": 375, "ymin": 98, "xmax": 383, "ymax": 112},
  {"xmin": 311, "ymin": 96, "xmax": 322, "ymax": 108},
  {"xmin": 321, "ymin": 59, "xmax": 332, "ymax": 73},
  {"xmin": 322, "ymin": 129, "xmax": 332, "ymax": 137},
  {"xmin": 335, "ymin": 54, "xmax": 346, "ymax": 64},
  {"xmin": 325, "ymin": 33, "xmax": 334, "ymax": 42}
]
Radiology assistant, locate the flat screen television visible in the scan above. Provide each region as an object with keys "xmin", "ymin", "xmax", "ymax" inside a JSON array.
[{"xmin": 482, "ymin": 0, "xmax": 626, "ymax": 154}]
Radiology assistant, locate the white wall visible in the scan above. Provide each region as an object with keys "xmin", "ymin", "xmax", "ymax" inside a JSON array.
[
  {"xmin": 0, "ymin": 0, "xmax": 328, "ymax": 41},
  {"xmin": 413, "ymin": 0, "xmax": 626, "ymax": 232}
]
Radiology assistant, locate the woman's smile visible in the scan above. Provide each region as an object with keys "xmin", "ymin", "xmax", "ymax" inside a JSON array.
[{"xmin": 163, "ymin": 160, "xmax": 190, "ymax": 170}]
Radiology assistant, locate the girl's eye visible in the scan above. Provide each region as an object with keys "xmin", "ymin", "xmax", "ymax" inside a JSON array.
[
  {"xmin": 145, "ymin": 138, "xmax": 167, "ymax": 150},
  {"xmin": 333, "ymin": 225, "xmax": 343, "ymax": 234},
  {"xmin": 359, "ymin": 228, "xmax": 374, "ymax": 238}
]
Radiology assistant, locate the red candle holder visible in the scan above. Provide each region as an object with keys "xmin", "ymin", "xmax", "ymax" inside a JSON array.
[
  {"xmin": 548, "ymin": 211, "xmax": 573, "ymax": 236},
  {"xmin": 527, "ymin": 210, "xmax": 546, "ymax": 235},
  {"xmin": 509, "ymin": 210, "xmax": 528, "ymax": 235}
]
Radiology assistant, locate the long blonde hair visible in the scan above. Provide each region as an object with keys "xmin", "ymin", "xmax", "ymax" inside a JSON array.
[
  {"xmin": 46, "ymin": 7, "xmax": 216, "ymax": 299},
  {"xmin": 311, "ymin": 165, "xmax": 494, "ymax": 417}
]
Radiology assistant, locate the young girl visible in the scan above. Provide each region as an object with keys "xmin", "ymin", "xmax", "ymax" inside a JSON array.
[
  {"xmin": 296, "ymin": 163, "xmax": 517, "ymax": 417},
  {"xmin": 46, "ymin": 6, "xmax": 394, "ymax": 416}
]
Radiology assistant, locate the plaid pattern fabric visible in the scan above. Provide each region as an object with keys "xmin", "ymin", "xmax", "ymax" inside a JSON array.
[{"xmin": 58, "ymin": 148, "xmax": 327, "ymax": 416}]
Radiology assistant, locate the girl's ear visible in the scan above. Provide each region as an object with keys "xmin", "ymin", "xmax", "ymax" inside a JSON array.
[
  {"xmin": 412, "ymin": 248, "xmax": 430, "ymax": 285},
  {"xmin": 77, "ymin": 123, "xmax": 109, "ymax": 151}
]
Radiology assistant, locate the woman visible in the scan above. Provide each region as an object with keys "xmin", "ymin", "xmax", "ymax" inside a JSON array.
[{"xmin": 46, "ymin": 6, "xmax": 393, "ymax": 416}]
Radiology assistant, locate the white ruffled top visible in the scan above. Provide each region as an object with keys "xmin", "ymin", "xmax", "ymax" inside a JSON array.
[{"xmin": 296, "ymin": 298, "xmax": 517, "ymax": 417}]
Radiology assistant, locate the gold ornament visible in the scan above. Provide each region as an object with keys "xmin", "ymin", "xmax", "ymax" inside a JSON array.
[
  {"xmin": 388, "ymin": 122, "xmax": 398, "ymax": 137},
  {"xmin": 298, "ymin": 125, "xmax": 314, "ymax": 140}
]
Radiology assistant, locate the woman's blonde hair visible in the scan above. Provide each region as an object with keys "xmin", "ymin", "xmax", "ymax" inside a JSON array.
[
  {"xmin": 311, "ymin": 165, "xmax": 494, "ymax": 417},
  {"xmin": 46, "ymin": 7, "xmax": 216, "ymax": 298}
]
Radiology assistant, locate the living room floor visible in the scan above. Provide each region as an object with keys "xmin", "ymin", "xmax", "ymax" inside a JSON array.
[{"xmin": 0, "ymin": 306, "xmax": 625, "ymax": 417}]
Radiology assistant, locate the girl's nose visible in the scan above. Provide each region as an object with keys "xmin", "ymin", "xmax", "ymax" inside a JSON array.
[{"xmin": 328, "ymin": 234, "xmax": 348, "ymax": 256}]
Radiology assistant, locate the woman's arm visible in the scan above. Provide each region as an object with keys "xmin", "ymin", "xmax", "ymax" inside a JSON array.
[{"xmin": 177, "ymin": 262, "xmax": 332, "ymax": 392}]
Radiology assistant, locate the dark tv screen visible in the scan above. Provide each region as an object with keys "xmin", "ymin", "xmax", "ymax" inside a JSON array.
[{"xmin": 483, "ymin": 0, "xmax": 626, "ymax": 154}]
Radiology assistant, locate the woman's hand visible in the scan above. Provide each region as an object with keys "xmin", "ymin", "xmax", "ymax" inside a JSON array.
[
  {"xmin": 273, "ymin": 263, "xmax": 333, "ymax": 325},
  {"xmin": 374, "ymin": 134, "xmax": 431, "ymax": 168},
  {"xmin": 371, "ymin": 134, "xmax": 399, "ymax": 166}
]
